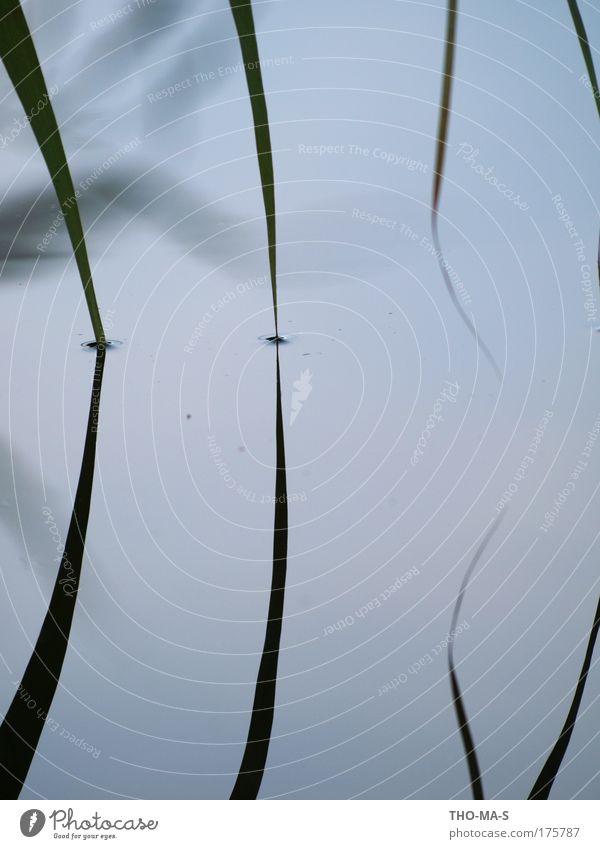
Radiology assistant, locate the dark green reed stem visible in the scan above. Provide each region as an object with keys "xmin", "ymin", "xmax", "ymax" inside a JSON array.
[
  {"xmin": 230, "ymin": 348, "xmax": 288, "ymax": 799},
  {"xmin": 448, "ymin": 516, "xmax": 504, "ymax": 800},
  {"xmin": 229, "ymin": 0, "xmax": 279, "ymax": 338},
  {"xmin": 0, "ymin": 0, "xmax": 104, "ymax": 343},
  {"xmin": 528, "ymin": 595, "xmax": 600, "ymax": 799},
  {"xmin": 527, "ymin": 0, "xmax": 600, "ymax": 801},
  {"xmin": 567, "ymin": 0, "xmax": 600, "ymax": 121},
  {"xmin": 432, "ymin": 0, "xmax": 501, "ymax": 381},
  {"xmin": 228, "ymin": 0, "xmax": 289, "ymax": 799},
  {"xmin": 565, "ymin": 2, "xmax": 600, "ymax": 298},
  {"xmin": 0, "ymin": 345, "xmax": 105, "ymax": 797},
  {"xmin": 0, "ymin": 1, "xmax": 107, "ymax": 797}
]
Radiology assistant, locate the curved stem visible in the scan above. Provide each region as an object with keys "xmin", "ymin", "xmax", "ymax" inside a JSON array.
[
  {"xmin": 432, "ymin": 0, "xmax": 501, "ymax": 382},
  {"xmin": 448, "ymin": 516, "xmax": 504, "ymax": 800},
  {"xmin": 566, "ymin": 0, "xmax": 600, "ymax": 122},
  {"xmin": 0, "ymin": 0, "xmax": 105, "ymax": 343},
  {"xmin": 228, "ymin": 0, "xmax": 288, "ymax": 799},
  {"xmin": 0, "ymin": 346, "xmax": 105, "ymax": 797},
  {"xmin": 528, "ymin": 595, "xmax": 600, "ymax": 800},
  {"xmin": 523, "ymin": 0, "xmax": 600, "ymax": 800},
  {"xmin": 229, "ymin": 0, "xmax": 279, "ymax": 339},
  {"xmin": 230, "ymin": 345, "xmax": 288, "ymax": 799}
]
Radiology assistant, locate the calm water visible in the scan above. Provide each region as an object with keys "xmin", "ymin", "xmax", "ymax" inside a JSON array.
[{"xmin": 0, "ymin": 0, "xmax": 599, "ymax": 799}]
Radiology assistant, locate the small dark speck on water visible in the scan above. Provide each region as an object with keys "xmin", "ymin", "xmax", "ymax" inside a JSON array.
[{"xmin": 186, "ymin": 414, "xmax": 192, "ymax": 419}]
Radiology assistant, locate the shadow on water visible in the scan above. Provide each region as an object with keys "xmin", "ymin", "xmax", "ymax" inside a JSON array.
[
  {"xmin": 0, "ymin": 165, "xmax": 256, "ymax": 281},
  {"xmin": 0, "ymin": 344, "xmax": 105, "ymax": 798}
]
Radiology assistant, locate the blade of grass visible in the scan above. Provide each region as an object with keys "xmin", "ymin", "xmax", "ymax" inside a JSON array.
[
  {"xmin": 229, "ymin": 0, "xmax": 279, "ymax": 339},
  {"xmin": 230, "ymin": 351, "xmax": 287, "ymax": 800},
  {"xmin": 567, "ymin": 0, "xmax": 600, "ymax": 122},
  {"xmin": 0, "ymin": 0, "xmax": 104, "ymax": 343},
  {"xmin": 565, "ymin": 1, "xmax": 600, "ymax": 318},
  {"xmin": 528, "ymin": 595, "xmax": 600, "ymax": 799},
  {"xmin": 228, "ymin": 0, "xmax": 289, "ymax": 799},
  {"xmin": 448, "ymin": 515, "xmax": 504, "ymax": 800},
  {"xmin": 0, "ymin": 345, "xmax": 105, "ymax": 798},
  {"xmin": 525, "ymin": 2, "xmax": 600, "ymax": 800},
  {"xmin": 432, "ymin": 0, "xmax": 501, "ymax": 382},
  {"xmin": 0, "ymin": 2, "xmax": 106, "ymax": 797}
]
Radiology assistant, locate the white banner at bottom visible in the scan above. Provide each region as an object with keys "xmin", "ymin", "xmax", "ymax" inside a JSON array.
[{"xmin": 0, "ymin": 800, "xmax": 598, "ymax": 848}]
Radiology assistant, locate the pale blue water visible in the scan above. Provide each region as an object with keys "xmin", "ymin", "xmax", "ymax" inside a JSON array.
[{"xmin": 0, "ymin": 0, "xmax": 599, "ymax": 799}]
